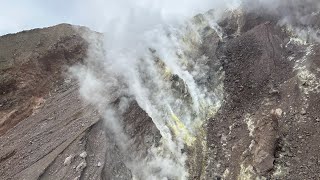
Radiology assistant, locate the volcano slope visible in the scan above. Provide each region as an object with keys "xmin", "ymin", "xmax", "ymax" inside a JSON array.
[
  {"xmin": 1, "ymin": 9, "xmax": 320, "ymax": 180},
  {"xmin": 205, "ymin": 10, "xmax": 320, "ymax": 179},
  {"xmin": 0, "ymin": 24, "xmax": 160, "ymax": 180}
]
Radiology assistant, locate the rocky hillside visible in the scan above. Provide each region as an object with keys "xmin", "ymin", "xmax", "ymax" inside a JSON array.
[
  {"xmin": 1, "ymin": 5, "xmax": 320, "ymax": 180},
  {"xmin": 0, "ymin": 24, "xmax": 159, "ymax": 180}
]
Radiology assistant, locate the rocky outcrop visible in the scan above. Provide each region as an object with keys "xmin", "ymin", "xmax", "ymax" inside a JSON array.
[{"xmin": 252, "ymin": 111, "xmax": 279, "ymax": 174}]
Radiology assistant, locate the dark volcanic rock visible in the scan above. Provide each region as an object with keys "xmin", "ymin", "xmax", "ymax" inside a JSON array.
[{"xmin": 206, "ymin": 6, "xmax": 320, "ymax": 180}]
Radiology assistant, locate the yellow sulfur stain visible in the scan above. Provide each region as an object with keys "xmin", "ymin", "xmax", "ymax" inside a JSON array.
[
  {"xmin": 238, "ymin": 164, "xmax": 257, "ymax": 180},
  {"xmin": 169, "ymin": 113, "xmax": 196, "ymax": 146},
  {"xmin": 164, "ymin": 67, "xmax": 172, "ymax": 79}
]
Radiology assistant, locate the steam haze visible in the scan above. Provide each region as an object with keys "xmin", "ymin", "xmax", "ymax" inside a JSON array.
[
  {"xmin": 71, "ymin": 0, "xmax": 238, "ymax": 179},
  {"xmin": 69, "ymin": 0, "xmax": 320, "ymax": 179}
]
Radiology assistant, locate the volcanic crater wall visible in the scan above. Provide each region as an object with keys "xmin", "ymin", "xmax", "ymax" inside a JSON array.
[{"xmin": 1, "ymin": 3, "xmax": 320, "ymax": 180}]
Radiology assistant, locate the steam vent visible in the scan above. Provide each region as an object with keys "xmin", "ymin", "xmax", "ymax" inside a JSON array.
[{"xmin": 1, "ymin": 0, "xmax": 320, "ymax": 179}]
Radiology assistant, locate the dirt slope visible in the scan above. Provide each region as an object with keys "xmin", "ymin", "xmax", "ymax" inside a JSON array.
[
  {"xmin": 0, "ymin": 24, "xmax": 159, "ymax": 180},
  {"xmin": 0, "ymin": 24, "xmax": 88, "ymax": 136}
]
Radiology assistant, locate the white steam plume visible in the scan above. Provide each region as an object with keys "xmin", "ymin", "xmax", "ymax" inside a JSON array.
[
  {"xmin": 70, "ymin": 0, "xmax": 238, "ymax": 179},
  {"xmin": 242, "ymin": 0, "xmax": 320, "ymax": 43},
  {"xmin": 70, "ymin": 0, "xmax": 320, "ymax": 179}
]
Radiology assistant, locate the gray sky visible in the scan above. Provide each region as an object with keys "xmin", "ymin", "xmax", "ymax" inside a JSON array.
[
  {"xmin": 0, "ymin": 0, "xmax": 91, "ymax": 35},
  {"xmin": 0, "ymin": 0, "xmax": 241, "ymax": 36}
]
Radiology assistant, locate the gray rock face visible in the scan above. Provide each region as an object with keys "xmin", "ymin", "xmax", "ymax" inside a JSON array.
[{"xmin": 253, "ymin": 113, "xmax": 278, "ymax": 174}]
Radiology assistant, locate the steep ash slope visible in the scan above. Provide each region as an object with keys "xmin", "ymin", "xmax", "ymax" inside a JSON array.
[
  {"xmin": 0, "ymin": 24, "xmax": 88, "ymax": 135},
  {"xmin": 0, "ymin": 24, "xmax": 159, "ymax": 180}
]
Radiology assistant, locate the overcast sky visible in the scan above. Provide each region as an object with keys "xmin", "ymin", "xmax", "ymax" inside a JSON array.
[
  {"xmin": 0, "ymin": 0, "xmax": 93, "ymax": 35},
  {"xmin": 0, "ymin": 0, "xmax": 241, "ymax": 36}
]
